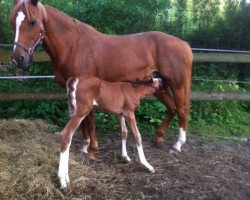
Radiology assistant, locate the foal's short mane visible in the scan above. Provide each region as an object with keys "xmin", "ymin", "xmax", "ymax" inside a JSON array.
[
  {"xmin": 11, "ymin": 0, "xmax": 47, "ymax": 24},
  {"xmin": 124, "ymin": 79, "xmax": 154, "ymax": 88}
]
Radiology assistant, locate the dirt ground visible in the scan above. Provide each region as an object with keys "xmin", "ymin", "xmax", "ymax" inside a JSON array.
[{"xmin": 0, "ymin": 119, "xmax": 249, "ymax": 200}]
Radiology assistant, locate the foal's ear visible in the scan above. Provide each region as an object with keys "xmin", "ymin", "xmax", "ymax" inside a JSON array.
[
  {"xmin": 148, "ymin": 77, "xmax": 153, "ymax": 83},
  {"xmin": 30, "ymin": 0, "xmax": 39, "ymax": 6},
  {"xmin": 14, "ymin": 0, "xmax": 19, "ymax": 4}
]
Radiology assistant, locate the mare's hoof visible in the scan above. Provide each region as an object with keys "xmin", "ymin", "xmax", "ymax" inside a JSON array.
[
  {"xmin": 83, "ymin": 157, "xmax": 95, "ymax": 166},
  {"xmin": 83, "ymin": 158, "xmax": 94, "ymax": 165},
  {"xmin": 154, "ymin": 141, "xmax": 164, "ymax": 149}
]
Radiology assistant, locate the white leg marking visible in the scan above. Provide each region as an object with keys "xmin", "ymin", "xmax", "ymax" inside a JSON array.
[
  {"xmin": 120, "ymin": 116, "xmax": 131, "ymax": 162},
  {"xmin": 79, "ymin": 138, "xmax": 90, "ymax": 154},
  {"xmin": 14, "ymin": 12, "xmax": 25, "ymax": 51},
  {"xmin": 137, "ymin": 145, "xmax": 154, "ymax": 173},
  {"xmin": 58, "ymin": 144, "xmax": 71, "ymax": 188},
  {"xmin": 93, "ymin": 99, "xmax": 98, "ymax": 106},
  {"xmin": 122, "ymin": 139, "xmax": 131, "ymax": 162},
  {"xmin": 173, "ymin": 128, "xmax": 186, "ymax": 152}
]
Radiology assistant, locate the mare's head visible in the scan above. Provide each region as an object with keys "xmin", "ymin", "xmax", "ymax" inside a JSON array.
[{"xmin": 11, "ymin": 0, "xmax": 47, "ymax": 67}]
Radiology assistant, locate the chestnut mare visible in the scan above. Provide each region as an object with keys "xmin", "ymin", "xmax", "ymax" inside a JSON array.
[
  {"xmin": 11, "ymin": 1, "xmax": 192, "ymax": 159},
  {"xmin": 58, "ymin": 76, "xmax": 161, "ymax": 188}
]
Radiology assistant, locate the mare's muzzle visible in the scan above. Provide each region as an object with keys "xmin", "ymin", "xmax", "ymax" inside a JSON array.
[
  {"xmin": 12, "ymin": 49, "xmax": 32, "ymax": 67},
  {"xmin": 12, "ymin": 25, "xmax": 45, "ymax": 67}
]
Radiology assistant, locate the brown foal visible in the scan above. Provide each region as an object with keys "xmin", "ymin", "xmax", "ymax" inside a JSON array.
[{"xmin": 58, "ymin": 76, "xmax": 161, "ymax": 188}]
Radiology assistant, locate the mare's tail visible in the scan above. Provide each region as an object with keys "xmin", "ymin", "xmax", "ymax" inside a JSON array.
[{"xmin": 184, "ymin": 50, "xmax": 193, "ymax": 130}]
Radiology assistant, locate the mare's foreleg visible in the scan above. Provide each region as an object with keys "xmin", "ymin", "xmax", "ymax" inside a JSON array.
[
  {"xmin": 118, "ymin": 115, "xmax": 131, "ymax": 162},
  {"xmin": 58, "ymin": 115, "xmax": 85, "ymax": 188},
  {"xmin": 154, "ymin": 89, "xmax": 176, "ymax": 145},
  {"xmin": 124, "ymin": 112, "xmax": 154, "ymax": 172},
  {"xmin": 80, "ymin": 110, "xmax": 98, "ymax": 160}
]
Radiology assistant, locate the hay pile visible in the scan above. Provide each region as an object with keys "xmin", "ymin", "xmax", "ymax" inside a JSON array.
[
  {"xmin": 0, "ymin": 119, "xmax": 112, "ymax": 200},
  {"xmin": 0, "ymin": 119, "xmax": 249, "ymax": 200}
]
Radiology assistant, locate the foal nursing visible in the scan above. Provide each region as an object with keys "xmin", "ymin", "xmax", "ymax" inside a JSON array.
[{"xmin": 58, "ymin": 75, "xmax": 162, "ymax": 188}]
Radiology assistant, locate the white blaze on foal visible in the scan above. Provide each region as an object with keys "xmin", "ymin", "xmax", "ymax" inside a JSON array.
[{"xmin": 14, "ymin": 12, "xmax": 25, "ymax": 51}]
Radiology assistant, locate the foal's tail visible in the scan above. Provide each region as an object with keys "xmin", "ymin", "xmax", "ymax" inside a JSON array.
[{"xmin": 66, "ymin": 77, "xmax": 79, "ymax": 116}]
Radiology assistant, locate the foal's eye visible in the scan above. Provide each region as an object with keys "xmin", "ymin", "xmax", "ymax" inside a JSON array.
[{"xmin": 29, "ymin": 20, "xmax": 36, "ymax": 28}]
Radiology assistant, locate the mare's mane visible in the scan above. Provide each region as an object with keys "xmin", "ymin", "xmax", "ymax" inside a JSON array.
[
  {"xmin": 11, "ymin": 0, "xmax": 100, "ymax": 36},
  {"xmin": 11, "ymin": 0, "xmax": 47, "ymax": 24},
  {"xmin": 71, "ymin": 18, "xmax": 101, "ymax": 36}
]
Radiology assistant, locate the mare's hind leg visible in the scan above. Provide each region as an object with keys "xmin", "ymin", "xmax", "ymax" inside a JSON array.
[
  {"xmin": 80, "ymin": 110, "xmax": 98, "ymax": 160},
  {"xmin": 170, "ymin": 87, "xmax": 188, "ymax": 152},
  {"xmin": 79, "ymin": 121, "xmax": 90, "ymax": 154},
  {"xmin": 154, "ymin": 89, "xmax": 176, "ymax": 145},
  {"xmin": 118, "ymin": 114, "xmax": 131, "ymax": 162}
]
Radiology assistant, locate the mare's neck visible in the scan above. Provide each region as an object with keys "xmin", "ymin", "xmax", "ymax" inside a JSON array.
[{"xmin": 42, "ymin": 5, "xmax": 101, "ymax": 65}]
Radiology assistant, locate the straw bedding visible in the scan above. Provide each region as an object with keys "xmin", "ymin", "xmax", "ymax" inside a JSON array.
[{"xmin": 0, "ymin": 119, "xmax": 249, "ymax": 199}]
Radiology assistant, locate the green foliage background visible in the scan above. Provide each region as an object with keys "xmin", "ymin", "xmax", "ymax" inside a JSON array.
[{"xmin": 0, "ymin": 0, "xmax": 249, "ymax": 139}]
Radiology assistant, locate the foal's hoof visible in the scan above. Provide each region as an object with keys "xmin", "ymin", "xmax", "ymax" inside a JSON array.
[
  {"xmin": 122, "ymin": 156, "xmax": 131, "ymax": 163},
  {"xmin": 148, "ymin": 167, "xmax": 155, "ymax": 173},
  {"xmin": 169, "ymin": 146, "xmax": 181, "ymax": 154}
]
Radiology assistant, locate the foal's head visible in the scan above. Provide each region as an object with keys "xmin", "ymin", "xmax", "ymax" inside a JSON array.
[
  {"xmin": 11, "ymin": 0, "xmax": 46, "ymax": 67},
  {"xmin": 129, "ymin": 77, "xmax": 162, "ymax": 98}
]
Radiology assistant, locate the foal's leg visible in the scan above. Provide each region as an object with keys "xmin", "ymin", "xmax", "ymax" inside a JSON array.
[
  {"xmin": 58, "ymin": 115, "xmax": 85, "ymax": 188},
  {"xmin": 154, "ymin": 89, "xmax": 176, "ymax": 145},
  {"xmin": 124, "ymin": 112, "xmax": 154, "ymax": 172},
  {"xmin": 118, "ymin": 115, "xmax": 131, "ymax": 162}
]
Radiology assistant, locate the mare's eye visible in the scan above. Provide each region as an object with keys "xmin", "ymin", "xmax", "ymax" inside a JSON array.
[{"xmin": 29, "ymin": 20, "xmax": 36, "ymax": 28}]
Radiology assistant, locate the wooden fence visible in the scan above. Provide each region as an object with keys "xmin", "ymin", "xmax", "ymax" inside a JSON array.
[
  {"xmin": 0, "ymin": 92, "xmax": 250, "ymax": 101},
  {"xmin": 1, "ymin": 49, "xmax": 250, "ymax": 63},
  {"xmin": 0, "ymin": 47, "xmax": 250, "ymax": 101}
]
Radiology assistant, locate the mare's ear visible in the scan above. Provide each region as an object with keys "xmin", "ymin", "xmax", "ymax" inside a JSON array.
[
  {"xmin": 31, "ymin": 0, "xmax": 39, "ymax": 6},
  {"xmin": 14, "ymin": 0, "xmax": 19, "ymax": 4}
]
